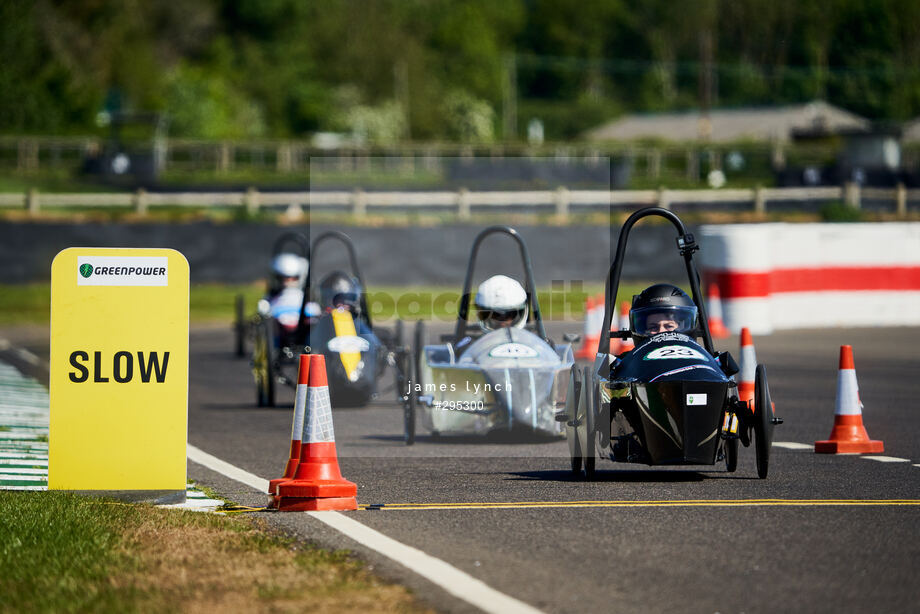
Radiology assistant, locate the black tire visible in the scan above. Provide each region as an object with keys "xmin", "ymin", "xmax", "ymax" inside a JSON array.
[
  {"xmin": 568, "ymin": 368, "xmax": 583, "ymax": 475},
  {"xmin": 233, "ymin": 294, "xmax": 245, "ymax": 357},
  {"xmin": 582, "ymin": 365, "xmax": 596, "ymax": 480},
  {"xmin": 753, "ymin": 364, "xmax": 774, "ymax": 479},
  {"xmin": 403, "ymin": 351, "xmax": 416, "ymax": 445},
  {"xmin": 583, "ymin": 450, "xmax": 596, "ymax": 479},
  {"xmin": 413, "ymin": 320, "xmax": 427, "ymax": 389},
  {"xmin": 570, "ymin": 441, "xmax": 583, "ymax": 474},
  {"xmin": 254, "ymin": 319, "xmax": 276, "ymax": 408},
  {"xmin": 724, "ymin": 437, "xmax": 738, "ymax": 472},
  {"xmin": 391, "ymin": 320, "xmax": 408, "ymax": 402}
]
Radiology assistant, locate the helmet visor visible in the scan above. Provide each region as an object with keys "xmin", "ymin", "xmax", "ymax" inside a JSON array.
[
  {"xmin": 477, "ymin": 307, "xmax": 525, "ymax": 329},
  {"xmin": 332, "ymin": 291, "xmax": 360, "ymax": 310},
  {"xmin": 631, "ymin": 305, "xmax": 698, "ymax": 336}
]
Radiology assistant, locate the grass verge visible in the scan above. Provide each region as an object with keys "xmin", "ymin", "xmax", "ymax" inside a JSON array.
[
  {"xmin": 0, "ymin": 282, "xmax": 653, "ymax": 326},
  {"xmin": 0, "ymin": 491, "xmax": 428, "ymax": 613}
]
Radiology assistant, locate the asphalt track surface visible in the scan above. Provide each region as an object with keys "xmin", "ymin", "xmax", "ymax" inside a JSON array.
[{"xmin": 5, "ymin": 322, "xmax": 920, "ymax": 613}]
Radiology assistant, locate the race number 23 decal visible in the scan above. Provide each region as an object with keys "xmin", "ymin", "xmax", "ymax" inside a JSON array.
[{"xmin": 643, "ymin": 345, "xmax": 706, "ymax": 361}]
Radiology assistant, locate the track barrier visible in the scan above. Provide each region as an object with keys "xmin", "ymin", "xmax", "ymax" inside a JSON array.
[
  {"xmin": 815, "ymin": 345, "xmax": 884, "ymax": 454},
  {"xmin": 273, "ymin": 354, "xmax": 358, "ymax": 511}
]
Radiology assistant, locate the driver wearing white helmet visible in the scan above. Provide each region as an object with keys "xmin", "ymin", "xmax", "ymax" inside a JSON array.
[
  {"xmin": 475, "ymin": 274, "xmax": 529, "ymax": 331},
  {"xmin": 261, "ymin": 252, "xmax": 319, "ymax": 333},
  {"xmin": 456, "ymin": 275, "xmax": 529, "ymax": 351},
  {"xmin": 268, "ymin": 253, "xmax": 308, "ymax": 296}
]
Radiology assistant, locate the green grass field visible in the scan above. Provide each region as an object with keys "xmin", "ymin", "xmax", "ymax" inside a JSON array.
[{"xmin": 0, "ymin": 282, "xmax": 655, "ymax": 326}]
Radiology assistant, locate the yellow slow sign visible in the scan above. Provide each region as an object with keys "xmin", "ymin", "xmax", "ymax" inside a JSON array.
[{"xmin": 49, "ymin": 248, "xmax": 189, "ymax": 495}]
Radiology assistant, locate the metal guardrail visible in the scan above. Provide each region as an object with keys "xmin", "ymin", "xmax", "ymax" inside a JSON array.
[{"xmin": 0, "ymin": 184, "xmax": 915, "ymax": 217}]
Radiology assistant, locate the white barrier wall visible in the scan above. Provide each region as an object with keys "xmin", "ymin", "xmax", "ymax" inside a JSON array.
[{"xmin": 699, "ymin": 223, "xmax": 920, "ymax": 333}]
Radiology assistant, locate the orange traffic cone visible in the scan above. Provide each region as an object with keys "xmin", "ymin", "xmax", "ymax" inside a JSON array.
[
  {"xmin": 707, "ymin": 283, "xmax": 730, "ymax": 338},
  {"xmin": 738, "ymin": 327, "xmax": 757, "ymax": 405},
  {"xmin": 618, "ymin": 301, "xmax": 634, "ymax": 353},
  {"xmin": 268, "ymin": 354, "xmax": 311, "ymax": 498},
  {"xmin": 275, "ymin": 354, "xmax": 358, "ymax": 511},
  {"xmin": 815, "ymin": 346, "xmax": 883, "ymax": 454},
  {"xmin": 575, "ymin": 295, "xmax": 603, "ymax": 360}
]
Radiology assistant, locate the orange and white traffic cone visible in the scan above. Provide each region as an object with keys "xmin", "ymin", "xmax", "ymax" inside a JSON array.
[
  {"xmin": 618, "ymin": 301, "xmax": 634, "ymax": 353},
  {"xmin": 575, "ymin": 295, "xmax": 603, "ymax": 360},
  {"xmin": 815, "ymin": 345, "xmax": 883, "ymax": 454},
  {"xmin": 707, "ymin": 283, "xmax": 730, "ymax": 338},
  {"xmin": 268, "ymin": 354, "xmax": 310, "ymax": 500},
  {"xmin": 275, "ymin": 354, "xmax": 358, "ymax": 511},
  {"xmin": 738, "ymin": 327, "xmax": 757, "ymax": 406}
]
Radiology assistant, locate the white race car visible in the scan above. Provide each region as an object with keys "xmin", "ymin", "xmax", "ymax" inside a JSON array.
[{"xmin": 401, "ymin": 226, "xmax": 576, "ymax": 444}]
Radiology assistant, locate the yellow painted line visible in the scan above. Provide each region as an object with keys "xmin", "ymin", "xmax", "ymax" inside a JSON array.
[{"xmin": 359, "ymin": 499, "xmax": 920, "ymax": 511}]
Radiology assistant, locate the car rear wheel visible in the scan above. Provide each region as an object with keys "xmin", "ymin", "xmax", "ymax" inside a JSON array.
[
  {"xmin": 391, "ymin": 319, "xmax": 407, "ymax": 400},
  {"xmin": 233, "ymin": 294, "xmax": 246, "ymax": 357},
  {"xmin": 566, "ymin": 367, "xmax": 583, "ymax": 474},
  {"xmin": 582, "ymin": 365, "xmax": 596, "ymax": 480},
  {"xmin": 413, "ymin": 320, "xmax": 426, "ymax": 388},
  {"xmin": 253, "ymin": 318, "xmax": 276, "ymax": 408},
  {"xmin": 403, "ymin": 351, "xmax": 416, "ymax": 445},
  {"xmin": 753, "ymin": 364, "xmax": 775, "ymax": 478}
]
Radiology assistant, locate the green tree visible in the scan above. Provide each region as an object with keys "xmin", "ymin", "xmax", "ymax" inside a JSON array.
[
  {"xmin": 164, "ymin": 63, "xmax": 265, "ymax": 138},
  {"xmin": 4, "ymin": 0, "xmax": 920, "ymax": 139}
]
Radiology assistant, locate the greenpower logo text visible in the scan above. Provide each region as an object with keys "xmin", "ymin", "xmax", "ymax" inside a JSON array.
[{"xmin": 76, "ymin": 255, "xmax": 169, "ymax": 287}]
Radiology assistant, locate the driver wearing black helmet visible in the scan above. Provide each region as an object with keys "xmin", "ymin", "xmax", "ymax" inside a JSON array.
[
  {"xmin": 317, "ymin": 271, "xmax": 373, "ymax": 335},
  {"xmin": 629, "ymin": 283, "xmax": 698, "ymax": 343}
]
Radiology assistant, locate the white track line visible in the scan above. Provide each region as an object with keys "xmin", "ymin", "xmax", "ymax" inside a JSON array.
[
  {"xmin": 773, "ymin": 442, "xmax": 920, "ymax": 466},
  {"xmin": 308, "ymin": 511, "xmax": 543, "ymax": 614},
  {"xmin": 187, "ymin": 443, "xmax": 543, "ymax": 614},
  {"xmin": 187, "ymin": 444, "xmax": 268, "ymax": 492},
  {"xmin": 773, "ymin": 441, "xmax": 813, "ymax": 450}
]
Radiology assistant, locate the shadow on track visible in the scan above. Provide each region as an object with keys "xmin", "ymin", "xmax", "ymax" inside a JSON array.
[
  {"xmin": 362, "ymin": 431, "xmax": 565, "ymax": 445},
  {"xmin": 508, "ymin": 469, "xmax": 710, "ymax": 483},
  {"xmin": 507, "ymin": 468, "xmax": 764, "ymax": 482}
]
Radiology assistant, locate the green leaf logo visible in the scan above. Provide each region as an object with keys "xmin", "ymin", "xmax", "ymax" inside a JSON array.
[{"xmin": 79, "ymin": 263, "xmax": 93, "ymax": 278}]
